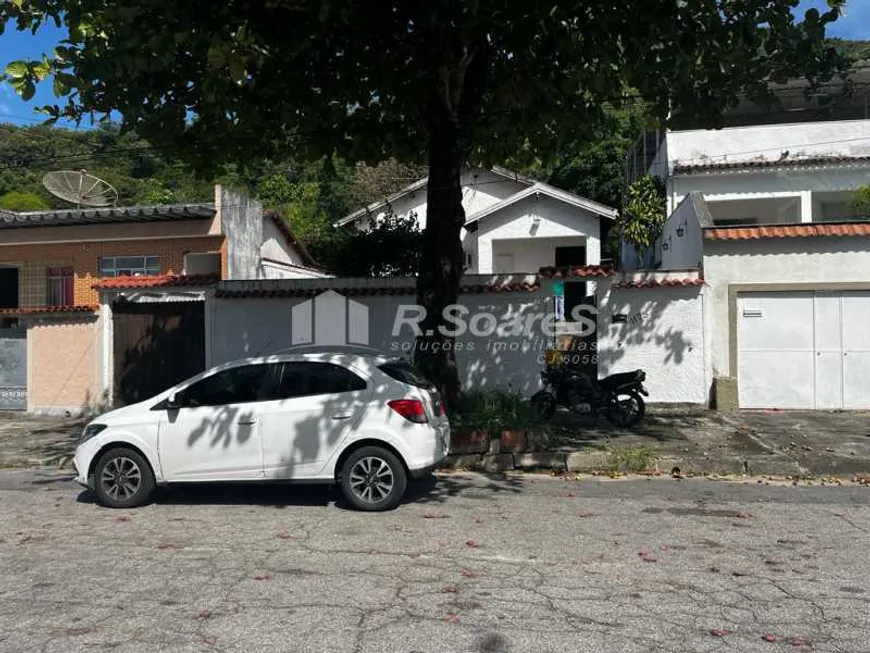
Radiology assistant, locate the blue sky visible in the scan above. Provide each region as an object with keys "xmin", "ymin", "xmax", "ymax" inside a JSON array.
[{"xmin": 1, "ymin": 0, "xmax": 869, "ymax": 128}]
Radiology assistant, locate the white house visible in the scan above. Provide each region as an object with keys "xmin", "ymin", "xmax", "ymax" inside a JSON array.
[
  {"xmin": 623, "ymin": 66, "xmax": 870, "ymax": 411},
  {"xmin": 338, "ymin": 167, "xmax": 617, "ymax": 275}
]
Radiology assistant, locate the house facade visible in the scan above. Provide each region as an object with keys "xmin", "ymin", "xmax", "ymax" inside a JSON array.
[
  {"xmin": 339, "ymin": 166, "xmax": 617, "ymax": 332},
  {"xmin": 623, "ymin": 70, "xmax": 870, "ymax": 410},
  {"xmin": 0, "ymin": 185, "xmax": 327, "ymax": 414},
  {"xmin": 339, "ymin": 167, "xmax": 617, "ymax": 275}
]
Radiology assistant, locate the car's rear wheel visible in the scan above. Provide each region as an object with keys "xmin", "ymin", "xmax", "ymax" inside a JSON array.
[
  {"xmin": 93, "ymin": 447, "xmax": 155, "ymax": 509},
  {"xmin": 340, "ymin": 446, "xmax": 407, "ymax": 512}
]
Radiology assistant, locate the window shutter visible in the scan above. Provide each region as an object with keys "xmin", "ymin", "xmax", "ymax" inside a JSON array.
[{"xmin": 63, "ymin": 268, "xmax": 74, "ymax": 305}]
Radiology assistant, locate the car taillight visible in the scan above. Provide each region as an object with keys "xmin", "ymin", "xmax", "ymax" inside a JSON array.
[{"xmin": 388, "ymin": 399, "xmax": 428, "ymax": 424}]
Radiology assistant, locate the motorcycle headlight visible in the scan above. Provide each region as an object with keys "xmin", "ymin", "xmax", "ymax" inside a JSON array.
[{"xmin": 80, "ymin": 424, "xmax": 107, "ymax": 443}]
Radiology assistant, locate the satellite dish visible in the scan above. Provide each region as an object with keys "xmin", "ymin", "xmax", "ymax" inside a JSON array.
[{"xmin": 42, "ymin": 170, "xmax": 119, "ymax": 207}]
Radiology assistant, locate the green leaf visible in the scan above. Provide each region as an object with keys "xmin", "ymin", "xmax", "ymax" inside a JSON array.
[
  {"xmin": 53, "ymin": 75, "xmax": 70, "ymax": 96},
  {"xmin": 33, "ymin": 61, "xmax": 51, "ymax": 81},
  {"xmin": 5, "ymin": 61, "xmax": 28, "ymax": 79},
  {"xmin": 19, "ymin": 79, "xmax": 36, "ymax": 101}
]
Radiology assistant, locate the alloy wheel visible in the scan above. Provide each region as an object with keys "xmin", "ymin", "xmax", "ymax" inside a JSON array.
[
  {"xmin": 348, "ymin": 456, "xmax": 394, "ymax": 504},
  {"xmin": 100, "ymin": 456, "xmax": 142, "ymax": 501}
]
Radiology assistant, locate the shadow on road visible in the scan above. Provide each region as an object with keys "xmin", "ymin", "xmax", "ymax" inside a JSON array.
[{"xmin": 74, "ymin": 471, "xmax": 525, "ymax": 510}]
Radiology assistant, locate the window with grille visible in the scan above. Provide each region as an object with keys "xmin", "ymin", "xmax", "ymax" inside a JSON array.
[
  {"xmin": 47, "ymin": 267, "xmax": 74, "ymax": 306},
  {"xmin": 98, "ymin": 256, "xmax": 160, "ymax": 277}
]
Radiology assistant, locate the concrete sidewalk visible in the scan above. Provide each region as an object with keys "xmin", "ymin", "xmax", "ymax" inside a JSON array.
[
  {"xmin": 0, "ymin": 412, "xmax": 84, "ymax": 468},
  {"xmin": 446, "ymin": 406, "xmax": 870, "ymax": 479},
  {"xmin": 2, "ymin": 407, "xmax": 870, "ymax": 480}
]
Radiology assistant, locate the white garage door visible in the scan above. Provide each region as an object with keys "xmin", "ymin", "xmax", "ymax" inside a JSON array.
[{"xmin": 738, "ymin": 291, "xmax": 870, "ymax": 409}]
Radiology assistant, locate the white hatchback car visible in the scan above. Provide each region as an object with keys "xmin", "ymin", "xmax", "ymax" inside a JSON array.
[{"xmin": 74, "ymin": 350, "xmax": 450, "ymax": 511}]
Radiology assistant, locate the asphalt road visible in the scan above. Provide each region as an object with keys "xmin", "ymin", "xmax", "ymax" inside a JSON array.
[{"xmin": 0, "ymin": 469, "xmax": 868, "ymax": 653}]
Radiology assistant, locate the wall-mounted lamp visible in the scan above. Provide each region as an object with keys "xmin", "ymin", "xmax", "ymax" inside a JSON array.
[{"xmin": 676, "ymin": 219, "xmax": 688, "ymax": 237}]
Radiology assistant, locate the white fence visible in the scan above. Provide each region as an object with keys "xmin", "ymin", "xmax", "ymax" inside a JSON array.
[{"xmin": 206, "ymin": 275, "xmax": 707, "ymax": 403}]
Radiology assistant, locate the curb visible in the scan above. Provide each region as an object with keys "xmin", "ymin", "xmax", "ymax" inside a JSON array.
[{"xmin": 439, "ymin": 450, "xmax": 806, "ymax": 477}]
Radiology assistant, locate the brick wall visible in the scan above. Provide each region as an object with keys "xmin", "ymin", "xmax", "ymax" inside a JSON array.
[{"xmin": 0, "ymin": 235, "xmax": 224, "ymax": 307}]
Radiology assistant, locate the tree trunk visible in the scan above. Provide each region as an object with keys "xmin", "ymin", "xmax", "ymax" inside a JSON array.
[{"xmin": 413, "ymin": 95, "xmax": 466, "ymax": 410}]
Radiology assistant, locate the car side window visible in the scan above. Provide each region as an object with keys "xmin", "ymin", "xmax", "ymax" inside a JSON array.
[
  {"xmin": 177, "ymin": 364, "xmax": 277, "ymax": 407},
  {"xmin": 276, "ymin": 362, "xmax": 367, "ymax": 399}
]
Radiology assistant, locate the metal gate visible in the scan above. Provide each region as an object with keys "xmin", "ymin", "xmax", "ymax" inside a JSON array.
[
  {"xmin": 0, "ymin": 327, "xmax": 27, "ymax": 410},
  {"xmin": 113, "ymin": 302, "xmax": 205, "ymax": 407}
]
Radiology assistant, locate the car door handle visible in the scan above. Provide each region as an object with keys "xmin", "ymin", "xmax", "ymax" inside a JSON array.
[
  {"xmin": 331, "ymin": 413, "xmax": 352, "ymax": 420},
  {"xmin": 238, "ymin": 417, "xmax": 258, "ymax": 425}
]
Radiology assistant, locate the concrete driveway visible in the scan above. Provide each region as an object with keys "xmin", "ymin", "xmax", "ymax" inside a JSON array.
[
  {"xmin": 1, "ymin": 468, "xmax": 868, "ymax": 652},
  {"xmin": 736, "ymin": 410, "xmax": 870, "ymax": 477}
]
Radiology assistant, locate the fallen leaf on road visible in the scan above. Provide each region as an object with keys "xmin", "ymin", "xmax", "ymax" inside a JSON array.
[
  {"xmin": 277, "ymin": 530, "xmax": 293, "ymax": 539},
  {"xmin": 409, "ymin": 552, "xmax": 421, "ymax": 558},
  {"xmin": 474, "ymin": 518, "xmax": 483, "ymax": 524},
  {"xmin": 445, "ymin": 614, "xmax": 460, "ymax": 623},
  {"xmin": 566, "ymin": 493, "xmax": 576, "ymax": 498},
  {"xmin": 710, "ymin": 629, "xmax": 732, "ymax": 637},
  {"xmin": 709, "ymin": 566, "xmax": 720, "ymax": 573},
  {"xmin": 442, "ymin": 586, "xmax": 460, "ymax": 593},
  {"xmin": 461, "ymin": 569, "xmax": 475, "ymax": 578},
  {"xmin": 465, "ymin": 540, "xmax": 478, "ymax": 548},
  {"xmin": 201, "ymin": 636, "xmax": 217, "ymax": 645},
  {"xmin": 789, "ymin": 637, "xmax": 811, "ymax": 647},
  {"xmin": 762, "ymin": 634, "xmax": 779, "ymax": 642},
  {"xmin": 253, "ymin": 575, "xmax": 270, "ymax": 581},
  {"xmin": 661, "ymin": 545, "xmax": 669, "ymax": 551},
  {"xmin": 114, "ymin": 516, "xmax": 130, "ymax": 522},
  {"xmin": 638, "ymin": 552, "xmax": 658, "ymax": 563},
  {"xmin": 423, "ymin": 513, "xmax": 449, "ymax": 519},
  {"xmin": 198, "ymin": 609, "xmax": 212, "ymax": 620}
]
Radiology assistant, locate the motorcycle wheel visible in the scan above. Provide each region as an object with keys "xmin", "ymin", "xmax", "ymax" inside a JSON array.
[
  {"xmin": 605, "ymin": 391, "xmax": 645, "ymax": 428},
  {"xmin": 531, "ymin": 394, "xmax": 557, "ymax": 421}
]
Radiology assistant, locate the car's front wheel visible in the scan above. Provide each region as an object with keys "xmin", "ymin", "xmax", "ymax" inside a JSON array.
[
  {"xmin": 340, "ymin": 446, "xmax": 407, "ymax": 511},
  {"xmin": 92, "ymin": 447, "xmax": 156, "ymax": 509}
]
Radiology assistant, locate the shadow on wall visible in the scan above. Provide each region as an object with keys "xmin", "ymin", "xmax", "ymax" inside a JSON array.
[
  {"xmin": 114, "ymin": 302, "xmax": 206, "ymax": 407},
  {"xmin": 597, "ymin": 291, "xmax": 697, "ymax": 374}
]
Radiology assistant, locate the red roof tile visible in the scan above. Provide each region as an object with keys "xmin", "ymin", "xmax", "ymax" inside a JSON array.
[
  {"xmin": 675, "ymin": 155, "xmax": 870, "ymax": 174},
  {"xmin": 0, "ymin": 305, "xmax": 97, "ymax": 315},
  {"xmin": 612, "ymin": 278, "xmax": 704, "ymax": 289},
  {"xmin": 92, "ymin": 274, "xmax": 219, "ymax": 290},
  {"xmin": 704, "ymin": 223, "xmax": 870, "ymax": 241},
  {"xmin": 538, "ymin": 265, "xmax": 613, "ymax": 279},
  {"xmin": 214, "ymin": 281, "xmax": 540, "ymax": 299}
]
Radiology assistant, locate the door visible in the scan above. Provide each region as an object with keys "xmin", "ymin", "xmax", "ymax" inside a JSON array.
[
  {"xmin": 0, "ymin": 327, "xmax": 26, "ymax": 410},
  {"xmin": 0, "ymin": 268, "xmax": 18, "ymax": 309},
  {"xmin": 113, "ymin": 301, "xmax": 205, "ymax": 407},
  {"xmin": 737, "ymin": 291, "xmax": 870, "ymax": 409},
  {"xmin": 157, "ymin": 363, "xmax": 277, "ymax": 481},
  {"xmin": 737, "ymin": 292, "xmax": 815, "ymax": 409},
  {"xmin": 260, "ymin": 361, "xmax": 371, "ymax": 479},
  {"xmin": 555, "ymin": 246, "xmax": 587, "ymax": 321},
  {"xmin": 842, "ymin": 291, "xmax": 870, "ymax": 409},
  {"xmin": 813, "ymin": 292, "xmax": 843, "ymax": 409}
]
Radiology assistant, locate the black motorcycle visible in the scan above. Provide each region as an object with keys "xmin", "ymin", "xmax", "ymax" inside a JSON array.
[{"xmin": 530, "ymin": 362, "xmax": 648, "ymax": 427}]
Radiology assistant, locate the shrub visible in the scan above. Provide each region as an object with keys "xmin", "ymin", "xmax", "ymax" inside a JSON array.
[
  {"xmin": 848, "ymin": 186, "xmax": 870, "ymax": 220},
  {"xmin": 453, "ymin": 388, "xmax": 543, "ymax": 433},
  {"xmin": 0, "ymin": 191, "xmax": 50, "ymax": 212}
]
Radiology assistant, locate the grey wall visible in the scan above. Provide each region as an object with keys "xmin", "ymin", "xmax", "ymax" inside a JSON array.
[
  {"xmin": 220, "ymin": 187, "xmax": 263, "ymax": 280},
  {"xmin": 208, "ymin": 290, "xmax": 554, "ymax": 396}
]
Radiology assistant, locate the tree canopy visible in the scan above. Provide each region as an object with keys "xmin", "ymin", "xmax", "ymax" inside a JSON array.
[{"xmin": 2, "ymin": 0, "xmax": 848, "ymax": 404}]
